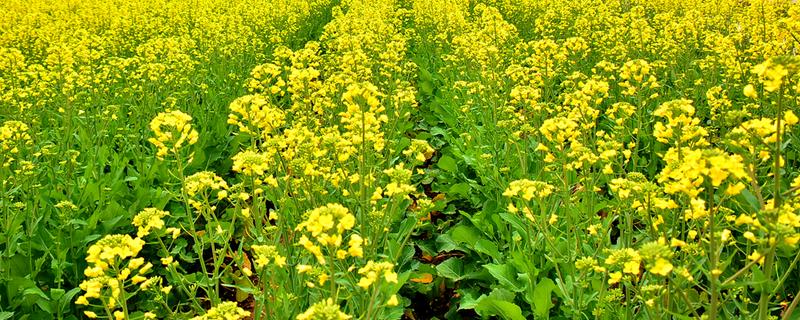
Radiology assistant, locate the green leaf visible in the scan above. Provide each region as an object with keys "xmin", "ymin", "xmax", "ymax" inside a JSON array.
[
  {"xmin": 458, "ymin": 288, "xmax": 480, "ymax": 310},
  {"xmin": 36, "ymin": 297, "xmax": 53, "ymax": 314},
  {"xmin": 22, "ymin": 286, "xmax": 49, "ymax": 300},
  {"xmin": 739, "ymin": 189, "xmax": 760, "ymax": 212},
  {"xmin": 0, "ymin": 312, "xmax": 13, "ymax": 320},
  {"xmin": 475, "ymin": 296, "xmax": 526, "ymax": 320},
  {"xmin": 498, "ymin": 212, "xmax": 528, "ymax": 236},
  {"xmin": 450, "ymin": 224, "xmax": 481, "ymax": 246},
  {"xmin": 448, "ymin": 183, "xmax": 471, "ymax": 196},
  {"xmin": 474, "ymin": 238, "xmax": 501, "ymax": 260},
  {"xmin": 438, "ymin": 155, "xmax": 458, "ymax": 173},
  {"xmin": 435, "ymin": 233, "xmax": 460, "ymax": 252},
  {"xmin": 484, "ymin": 263, "xmax": 526, "ymax": 292},
  {"xmin": 50, "ymin": 288, "xmax": 65, "ymax": 302},
  {"xmin": 436, "ymin": 258, "xmax": 464, "ymax": 280},
  {"xmin": 58, "ymin": 288, "xmax": 82, "ymax": 312},
  {"xmin": 532, "ymin": 278, "xmax": 557, "ymax": 316}
]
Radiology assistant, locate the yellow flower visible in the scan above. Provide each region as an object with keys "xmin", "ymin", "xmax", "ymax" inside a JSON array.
[
  {"xmin": 132, "ymin": 276, "xmax": 147, "ymax": 284},
  {"xmin": 296, "ymin": 299, "xmax": 351, "ymax": 320},
  {"xmin": 85, "ymin": 235, "xmax": 146, "ymax": 269},
  {"xmin": 348, "ymin": 234, "xmax": 364, "ymax": 258},
  {"xmin": 191, "ymin": 301, "xmax": 250, "ymax": 320},
  {"xmin": 608, "ymin": 271, "xmax": 623, "ymax": 285},
  {"xmin": 148, "ymin": 110, "xmax": 199, "ymax": 159},
  {"xmin": 84, "ymin": 311, "xmax": 98, "ymax": 319},
  {"xmin": 357, "ymin": 261, "xmax": 397, "ymax": 289},
  {"xmin": 251, "ymin": 245, "xmax": 286, "ymax": 269},
  {"xmin": 383, "ymin": 163, "xmax": 415, "ymax": 197},
  {"xmin": 784, "ymin": 235, "xmax": 800, "ymax": 246},
  {"xmin": 753, "ymin": 59, "xmax": 788, "ymax": 92},
  {"xmin": 670, "ymin": 238, "xmax": 686, "ymax": 248},
  {"xmin": 231, "ymin": 150, "xmax": 271, "ymax": 176},
  {"xmin": 743, "ymin": 84, "xmax": 758, "ymax": 99},
  {"xmin": 785, "ymin": 110, "xmax": 799, "ymax": 126},
  {"xmin": 184, "ymin": 171, "xmax": 228, "ymax": 197},
  {"xmin": 623, "ymin": 261, "xmax": 640, "ymax": 274},
  {"xmin": 403, "ymin": 139, "xmax": 435, "ymax": 163},
  {"xmin": 649, "ymin": 258, "xmax": 673, "ymax": 276},
  {"xmin": 132, "ymin": 208, "xmax": 168, "ymax": 237},
  {"xmin": 166, "ymin": 227, "xmax": 181, "ymax": 239},
  {"xmin": 0, "ymin": 120, "xmax": 32, "ymax": 155},
  {"xmin": 228, "ymin": 94, "xmax": 286, "ymax": 134},
  {"xmin": 387, "ymin": 294, "xmax": 399, "ymax": 307},
  {"xmin": 297, "ymin": 265, "xmax": 313, "ymax": 274},
  {"xmin": 748, "ymin": 251, "xmax": 765, "ymax": 265},
  {"xmin": 503, "ymin": 179, "xmax": 555, "ymax": 201},
  {"xmin": 587, "ymin": 224, "xmax": 599, "ymax": 236}
]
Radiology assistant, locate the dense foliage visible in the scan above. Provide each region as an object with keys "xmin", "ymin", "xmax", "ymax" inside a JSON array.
[{"xmin": 1, "ymin": 0, "xmax": 800, "ymax": 319}]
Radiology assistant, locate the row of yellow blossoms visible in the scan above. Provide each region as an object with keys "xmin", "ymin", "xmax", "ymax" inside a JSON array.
[
  {"xmin": 8, "ymin": 0, "xmax": 792, "ymax": 318},
  {"xmin": 412, "ymin": 0, "xmax": 800, "ymax": 318},
  {"xmin": 0, "ymin": 0, "xmax": 333, "ymax": 114},
  {"xmin": 70, "ymin": 0, "xmax": 430, "ymax": 318}
]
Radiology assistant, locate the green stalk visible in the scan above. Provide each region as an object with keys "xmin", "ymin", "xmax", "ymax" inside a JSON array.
[{"xmin": 758, "ymin": 82, "xmax": 784, "ymax": 320}]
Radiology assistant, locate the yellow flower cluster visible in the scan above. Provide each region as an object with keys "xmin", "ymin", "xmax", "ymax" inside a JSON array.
[
  {"xmin": 618, "ymin": 59, "xmax": 659, "ymax": 96},
  {"xmin": 231, "ymin": 150, "xmax": 271, "ymax": 176},
  {"xmin": 403, "ymin": 139, "xmax": 435, "ymax": 163},
  {"xmin": 753, "ymin": 58, "xmax": 791, "ymax": 92},
  {"xmin": 356, "ymin": 260, "xmax": 398, "ymax": 289},
  {"xmin": 296, "ymin": 299, "xmax": 351, "ymax": 320},
  {"xmin": 503, "ymin": 179, "xmax": 555, "ymax": 201},
  {"xmin": 132, "ymin": 208, "xmax": 169, "ymax": 237},
  {"xmin": 183, "ymin": 171, "xmax": 229, "ymax": 197},
  {"xmin": 77, "ymin": 235, "xmax": 157, "ymax": 314},
  {"xmin": 658, "ymin": 148, "xmax": 749, "ymax": 198},
  {"xmin": 338, "ymin": 82, "xmax": 389, "ymax": 160},
  {"xmin": 84, "ymin": 234, "xmax": 146, "ymax": 270},
  {"xmin": 191, "ymin": 301, "xmax": 250, "ymax": 320},
  {"xmin": 227, "ymin": 94, "xmax": 286, "ymax": 135},
  {"xmin": 727, "ymin": 111, "xmax": 799, "ymax": 162},
  {"xmin": 0, "ymin": 0, "xmax": 334, "ymax": 112},
  {"xmin": 638, "ymin": 241, "xmax": 674, "ymax": 277},
  {"xmin": 296, "ymin": 203, "xmax": 358, "ymax": 264},
  {"xmin": 148, "ymin": 110, "xmax": 199, "ymax": 159},
  {"xmin": 382, "ymin": 163, "xmax": 415, "ymax": 198},
  {"xmin": 251, "ymin": 244, "xmax": 287, "ymax": 268},
  {"xmin": 539, "ymin": 117, "xmax": 580, "ymax": 150},
  {"xmin": 653, "ymin": 99, "xmax": 708, "ymax": 147},
  {"xmin": 0, "ymin": 120, "xmax": 31, "ymax": 154},
  {"xmin": 603, "ymin": 248, "xmax": 641, "ymax": 285}
]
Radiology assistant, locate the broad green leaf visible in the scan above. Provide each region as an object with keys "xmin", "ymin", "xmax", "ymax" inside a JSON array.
[
  {"xmin": 498, "ymin": 211, "xmax": 528, "ymax": 235},
  {"xmin": 475, "ymin": 296, "xmax": 526, "ymax": 320},
  {"xmin": 474, "ymin": 239, "xmax": 501, "ymax": 260},
  {"xmin": 448, "ymin": 183, "xmax": 471, "ymax": 196},
  {"xmin": 739, "ymin": 189, "xmax": 760, "ymax": 212},
  {"xmin": 437, "ymin": 155, "xmax": 458, "ymax": 173},
  {"xmin": 458, "ymin": 288, "xmax": 481, "ymax": 310},
  {"xmin": 58, "ymin": 288, "xmax": 82, "ymax": 311},
  {"xmin": 450, "ymin": 224, "xmax": 481, "ymax": 246},
  {"xmin": 436, "ymin": 258, "xmax": 464, "ymax": 280},
  {"xmin": 484, "ymin": 263, "xmax": 526, "ymax": 292},
  {"xmin": 532, "ymin": 278, "xmax": 557, "ymax": 316}
]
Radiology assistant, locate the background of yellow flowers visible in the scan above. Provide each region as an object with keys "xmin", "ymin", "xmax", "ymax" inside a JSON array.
[{"xmin": 1, "ymin": 0, "xmax": 800, "ymax": 319}]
